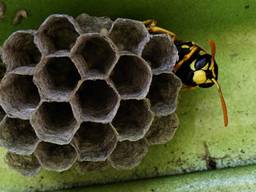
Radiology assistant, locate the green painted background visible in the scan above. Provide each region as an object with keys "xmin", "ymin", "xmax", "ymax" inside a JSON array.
[
  {"xmin": 62, "ymin": 164, "xmax": 256, "ymax": 192},
  {"xmin": 0, "ymin": 0, "xmax": 255, "ymax": 191}
]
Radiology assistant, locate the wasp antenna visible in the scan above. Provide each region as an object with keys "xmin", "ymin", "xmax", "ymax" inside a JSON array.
[
  {"xmin": 208, "ymin": 40, "xmax": 216, "ymax": 63},
  {"xmin": 212, "ymin": 78, "xmax": 228, "ymax": 127},
  {"xmin": 209, "ymin": 40, "xmax": 228, "ymax": 126}
]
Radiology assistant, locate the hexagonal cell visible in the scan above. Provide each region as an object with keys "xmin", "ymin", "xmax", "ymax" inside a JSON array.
[
  {"xmin": 35, "ymin": 14, "xmax": 81, "ymax": 55},
  {"xmin": 2, "ymin": 30, "xmax": 41, "ymax": 73},
  {"xmin": 109, "ymin": 18, "xmax": 150, "ymax": 54},
  {"xmin": 34, "ymin": 53, "xmax": 81, "ymax": 101},
  {"xmin": 71, "ymin": 79, "xmax": 120, "ymax": 123},
  {"xmin": 76, "ymin": 13, "xmax": 113, "ymax": 33},
  {"xmin": 0, "ymin": 116, "xmax": 39, "ymax": 155},
  {"xmin": 0, "ymin": 64, "xmax": 6, "ymax": 79},
  {"xmin": 35, "ymin": 142, "xmax": 77, "ymax": 172},
  {"xmin": 0, "ymin": 74, "xmax": 40, "ymax": 119},
  {"xmin": 76, "ymin": 160, "xmax": 109, "ymax": 172},
  {"xmin": 31, "ymin": 101, "xmax": 79, "ymax": 145},
  {"xmin": 146, "ymin": 113, "xmax": 179, "ymax": 145},
  {"xmin": 110, "ymin": 53, "xmax": 152, "ymax": 99},
  {"xmin": 0, "ymin": 58, "xmax": 6, "ymax": 79},
  {"xmin": 72, "ymin": 122, "xmax": 117, "ymax": 161},
  {"xmin": 112, "ymin": 99, "xmax": 154, "ymax": 141},
  {"xmin": 5, "ymin": 152, "xmax": 41, "ymax": 176},
  {"xmin": 0, "ymin": 40, "xmax": 6, "ymax": 78},
  {"xmin": 142, "ymin": 34, "xmax": 179, "ymax": 75},
  {"xmin": 71, "ymin": 33, "xmax": 118, "ymax": 78},
  {"xmin": 147, "ymin": 73, "xmax": 182, "ymax": 116},
  {"xmin": 0, "ymin": 106, "xmax": 5, "ymax": 122},
  {"xmin": 108, "ymin": 139, "xmax": 148, "ymax": 169}
]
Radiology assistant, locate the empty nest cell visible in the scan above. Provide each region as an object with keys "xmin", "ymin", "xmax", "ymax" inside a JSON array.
[
  {"xmin": 108, "ymin": 139, "xmax": 148, "ymax": 169},
  {"xmin": 35, "ymin": 142, "xmax": 77, "ymax": 172},
  {"xmin": 71, "ymin": 34, "xmax": 118, "ymax": 78},
  {"xmin": 0, "ymin": 48, "xmax": 7, "ymax": 78},
  {"xmin": 0, "ymin": 63, "xmax": 6, "ymax": 80},
  {"xmin": 112, "ymin": 99, "xmax": 154, "ymax": 141},
  {"xmin": 2, "ymin": 30, "xmax": 41, "ymax": 73},
  {"xmin": 76, "ymin": 13, "xmax": 113, "ymax": 34},
  {"xmin": 109, "ymin": 18, "xmax": 150, "ymax": 54},
  {"xmin": 0, "ymin": 117, "xmax": 39, "ymax": 155},
  {"xmin": 0, "ymin": 74, "xmax": 40, "ymax": 119},
  {"xmin": 110, "ymin": 54, "xmax": 152, "ymax": 99},
  {"xmin": 146, "ymin": 113, "xmax": 179, "ymax": 145},
  {"xmin": 0, "ymin": 106, "xmax": 5, "ymax": 121},
  {"xmin": 147, "ymin": 73, "xmax": 182, "ymax": 116},
  {"xmin": 31, "ymin": 101, "xmax": 79, "ymax": 145},
  {"xmin": 34, "ymin": 53, "xmax": 81, "ymax": 101},
  {"xmin": 35, "ymin": 14, "xmax": 81, "ymax": 55},
  {"xmin": 5, "ymin": 152, "xmax": 41, "ymax": 176},
  {"xmin": 72, "ymin": 122, "xmax": 117, "ymax": 161},
  {"xmin": 71, "ymin": 79, "xmax": 120, "ymax": 123},
  {"xmin": 142, "ymin": 34, "xmax": 178, "ymax": 75}
]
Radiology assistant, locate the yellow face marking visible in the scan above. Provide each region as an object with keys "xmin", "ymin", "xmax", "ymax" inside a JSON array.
[
  {"xmin": 202, "ymin": 63, "xmax": 209, "ymax": 70},
  {"xmin": 193, "ymin": 70, "xmax": 207, "ymax": 84},
  {"xmin": 209, "ymin": 60, "xmax": 214, "ymax": 70},
  {"xmin": 206, "ymin": 79, "xmax": 213, "ymax": 84},
  {"xmin": 181, "ymin": 45, "xmax": 190, "ymax": 49},
  {"xmin": 209, "ymin": 60, "xmax": 216, "ymax": 78},
  {"xmin": 190, "ymin": 60, "xmax": 196, "ymax": 71}
]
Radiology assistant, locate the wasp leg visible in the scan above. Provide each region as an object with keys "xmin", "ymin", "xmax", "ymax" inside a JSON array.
[
  {"xmin": 143, "ymin": 19, "xmax": 177, "ymax": 41},
  {"xmin": 143, "ymin": 19, "xmax": 157, "ymax": 28},
  {"xmin": 174, "ymin": 46, "xmax": 199, "ymax": 72},
  {"xmin": 149, "ymin": 26, "xmax": 177, "ymax": 40}
]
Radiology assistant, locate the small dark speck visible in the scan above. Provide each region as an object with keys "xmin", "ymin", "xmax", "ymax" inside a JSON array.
[
  {"xmin": 207, "ymin": 159, "xmax": 217, "ymax": 170},
  {"xmin": 241, "ymin": 149, "xmax": 245, "ymax": 153},
  {"xmin": 151, "ymin": 189, "xmax": 156, "ymax": 192},
  {"xmin": 153, "ymin": 167, "xmax": 159, "ymax": 175},
  {"xmin": 245, "ymin": 5, "xmax": 250, "ymax": 9},
  {"xmin": 230, "ymin": 53, "xmax": 239, "ymax": 58}
]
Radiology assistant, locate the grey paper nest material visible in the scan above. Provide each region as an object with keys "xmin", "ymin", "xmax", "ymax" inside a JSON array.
[{"xmin": 0, "ymin": 13, "xmax": 182, "ymax": 176}]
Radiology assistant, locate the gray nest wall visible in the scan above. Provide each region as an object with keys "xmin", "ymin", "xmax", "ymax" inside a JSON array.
[{"xmin": 0, "ymin": 13, "xmax": 182, "ymax": 176}]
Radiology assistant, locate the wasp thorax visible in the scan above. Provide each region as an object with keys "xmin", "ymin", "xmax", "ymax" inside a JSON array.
[{"xmin": 0, "ymin": 13, "xmax": 182, "ymax": 176}]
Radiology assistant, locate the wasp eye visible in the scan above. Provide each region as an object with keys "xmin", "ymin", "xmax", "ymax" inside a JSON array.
[{"xmin": 195, "ymin": 58, "xmax": 207, "ymax": 70}]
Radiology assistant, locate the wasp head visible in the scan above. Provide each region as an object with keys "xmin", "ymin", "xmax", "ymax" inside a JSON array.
[{"xmin": 191, "ymin": 52, "xmax": 218, "ymax": 88}]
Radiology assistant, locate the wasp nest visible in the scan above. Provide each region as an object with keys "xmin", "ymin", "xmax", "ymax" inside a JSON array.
[{"xmin": 0, "ymin": 13, "xmax": 182, "ymax": 176}]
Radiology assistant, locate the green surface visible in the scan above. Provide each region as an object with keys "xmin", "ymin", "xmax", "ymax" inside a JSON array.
[
  {"xmin": 61, "ymin": 164, "xmax": 256, "ymax": 192},
  {"xmin": 0, "ymin": 0, "xmax": 255, "ymax": 191}
]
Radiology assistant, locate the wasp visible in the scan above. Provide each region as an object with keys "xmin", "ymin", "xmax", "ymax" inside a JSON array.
[{"xmin": 144, "ymin": 19, "xmax": 228, "ymax": 127}]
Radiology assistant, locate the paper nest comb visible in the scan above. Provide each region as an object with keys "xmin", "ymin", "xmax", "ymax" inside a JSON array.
[{"xmin": 0, "ymin": 13, "xmax": 182, "ymax": 176}]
